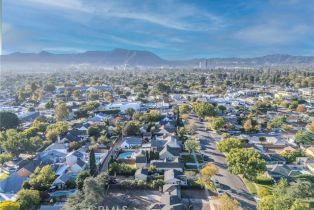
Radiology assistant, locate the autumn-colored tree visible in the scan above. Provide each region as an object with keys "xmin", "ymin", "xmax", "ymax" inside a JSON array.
[
  {"xmin": 243, "ymin": 119, "xmax": 253, "ymax": 132},
  {"xmin": 217, "ymin": 194, "xmax": 239, "ymax": 210},
  {"xmin": 296, "ymin": 104, "xmax": 306, "ymax": 113},
  {"xmin": 200, "ymin": 163, "xmax": 218, "ymax": 179},
  {"xmin": 181, "ymin": 114, "xmax": 189, "ymax": 121},
  {"xmin": 308, "ymin": 121, "xmax": 314, "ymax": 132},
  {"xmin": 54, "ymin": 102, "xmax": 68, "ymax": 121}
]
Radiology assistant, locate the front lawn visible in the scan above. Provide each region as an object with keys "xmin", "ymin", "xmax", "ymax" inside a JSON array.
[
  {"xmin": 181, "ymin": 154, "xmax": 204, "ymax": 163},
  {"xmin": 241, "ymin": 174, "xmax": 274, "ymax": 196}
]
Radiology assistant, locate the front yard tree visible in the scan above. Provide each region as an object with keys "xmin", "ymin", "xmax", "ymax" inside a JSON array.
[
  {"xmin": 209, "ymin": 117, "xmax": 225, "ymax": 131},
  {"xmin": 54, "ymin": 102, "xmax": 68, "ymax": 121},
  {"xmin": 16, "ymin": 189, "xmax": 41, "ymax": 210},
  {"xmin": 201, "ymin": 163, "xmax": 218, "ymax": 179},
  {"xmin": 217, "ymin": 105, "xmax": 226, "ymax": 114},
  {"xmin": 27, "ymin": 165, "xmax": 56, "ymax": 191},
  {"xmin": 226, "ymin": 148, "xmax": 266, "ymax": 180},
  {"xmin": 125, "ymin": 108, "xmax": 135, "ymax": 117},
  {"xmin": 76, "ymin": 171, "xmax": 90, "ymax": 190},
  {"xmin": 63, "ymin": 173, "xmax": 109, "ymax": 209},
  {"xmin": 216, "ymin": 138, "xmax": 243, "ymax": 153},
  {"xmin": 184, "ymin": 138, "xmax": 200, "ymax": 153},
  {"xmin": 294, "ymin": 131, "xmax": 313, "ymax": 145},
  {"xmin": 179, "ymin": 104, "xmax": 190, "ymax": 114},
  {"xmin": 218, "ymin": 194, "xmax": 239, "ymax": 210},
  {"xmin": 257, "ymin": 180, "xmax": 313, "ymax": 210},
  {"xmin": 87, "ymin": 126, "xmax": 100, "ymax": 138},
  {"xmin": 0, "ymin": 112, "xmax": 19, "ymax": 130},
  {"xmin": 192, "ymin": 102, "xmax": 215, "ymax": 119},
  {"xmin": 243, "ymin": 118, "xmax": 254, "ymax": 132},
  {"xmin": 123, "ymin": 121, "xmax": 140, "ymax": 136}
]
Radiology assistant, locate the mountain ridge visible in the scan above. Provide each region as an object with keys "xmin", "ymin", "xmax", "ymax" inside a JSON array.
[{"xmin": 2, "ymin": 48, "xmax": 314, "ymax": 67}]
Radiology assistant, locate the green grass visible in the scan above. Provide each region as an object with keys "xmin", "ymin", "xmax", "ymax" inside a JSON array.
[
  {"xmin": 241, "ymin": 176, "xmax": 257, "ymax": 194},
  {"xmin": 240, "ymin": 174, "xmax": 275, "ymax": 197},
  {"xmin": 181, "ymin": 154, "xmax": 204, "ymax": 163},
  {"xmin": 0, "ymin": 173, "xmax": 8, "ymax": 181}
]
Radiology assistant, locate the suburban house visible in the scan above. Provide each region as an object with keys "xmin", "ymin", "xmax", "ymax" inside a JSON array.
[
  {"xmin": 164, "ymin": 169, "xmax": 187, "ymax": 186},
  {"xmin": 121, "ymin": 137, "xmax": 142, "ymax": 149},
  {"xmin": 135, "ymin": 155, "xmax": 148, "ymax": 168}
]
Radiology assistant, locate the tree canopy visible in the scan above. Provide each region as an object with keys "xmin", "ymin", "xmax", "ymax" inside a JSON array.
[
  {"xmin": 226, "ymin": 148, "xmax": 266, "ymax": 180},
  {"xmin": 192, "ymin": 102, "xmax": 216, "ymax": 119},
  {"xmin": 0, "ymin": 112, "xmax": 19, "ymax": 130},
  {"xmin": 216, "ymin": 138, "xmax": 243, "ymax": 153}
]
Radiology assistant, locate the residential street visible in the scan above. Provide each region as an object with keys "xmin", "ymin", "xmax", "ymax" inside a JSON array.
[
  {"xmin": 190, "ymin": 115, "xmax": 257, "ymax": 210},
  {"xmin": 100, "ymin": 137, "xmax": 123, "ymax": 172}
]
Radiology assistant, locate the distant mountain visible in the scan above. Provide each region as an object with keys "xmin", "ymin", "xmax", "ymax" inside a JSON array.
[
  {"xmin": 1, "ymin": 48, "xmax": 169, "ymax": 66},
  {"xmin": 2, "ymin": 49, "xmax": 314, "ymax": 68}
]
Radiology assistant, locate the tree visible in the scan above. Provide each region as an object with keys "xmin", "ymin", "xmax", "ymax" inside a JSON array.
[
  {"xmin": 16, "ymin": 189, "xmax": 40, "ymax": 210},
  {"xmin": 280, "ymin": 150, "xmax": 303, "ymax": 163},
  {"xmin": 216, "ymin": 138, "xmax": 243, "ymax": 153},
  {"xmin": 0, "ymin": 153, "xmax": 13, "ymax": 166},
  {"xmin": 243, "ymin": 118, "xmax": 253, "ymax": 132},
  {"xmin": 0, "ymin": 129, "xmax": 41, "ymax": 155},
  {"xmin": 54, "ymin": 102, "xmax": 68, "ymax": 121},
  {"xmin": 217, "ymin": 105, "xmax": 226, "ymax": 114},
  {"xmin": 226, "ymin": 148, "xmax": 266, "ymax": 180},
  {"xmin": 45, "ymin": 129, "xmax": 59, "ymax": 142},
  {"xmin": 184, "ymin": 121, "xmax": 197, "ymax": 135},
  {"xmin": 217, "ymin": 194, "xmax": 239, "ymax": 210},
  {"xmin": 125, "ymin": 108, "xmax": 135, "ymax": 117},
  {"xmin": 68, "ymin": 142, "xmax": 80, "ymax": 152},
  {"xmin": 76, "ymin": 171, "xmax": 90, "ymax": 191},
  {"xmin": 257, "ymin": 180, "xmax": 313, "ymax": 210},
  {"xmin": 123, "ymin": 121, "xmax": 140, "ymax": 136},
  {"xmin": 184, "ymin": 138, "xmax": 200, "ymax": 153},
  {"xmin": 43, "ymin": 83, "xmax": 55, "ymax": 92},
  {"xmin": 89, "ymin": 149, "xmax": 97, "ymax": 176},
  {"xmin": 0, "ymin": 112, "xmax": 19, "ymax": 130},
  {"xmin": 307, "ymin": 121, "xmax": 314, "ymax": 132},
  {"xmin": 87, "ymin": 126, "xmax": 100, "ymax": 138},
  {"xmin": 45, "ymin": 100, "xmax": 54, "ymax": 109},
  {"xmin": 143, "ymin": 110, "xmax": 161, "ymax": 122},
  {"xmin": 63, "ymin": 173, "xmax": 109, "ymax": 210},
  {"xmin": 296, "ymin": 104, "xmax": 306, "ymax": 113},
  {"xmin": 294, "ymin": 131, "xmax": 313, "ymax": 145},
  {"xmin": 208, "ymin": 117, "xmax": 225, "ymax": 130},
  {"xmin": 72, "ymin": 89, "xmax": 80, "ymax": 99},
  {"xmin": 179, "ymin": 104, "xmax": 190, "ymax": 114},
  {"xmin": 27, "ymin": 165, "xmax": 56, "ymax": 191},
  {"xmin": 192, "ymin": 102, "xmax": 215, "ymax": 119},
  {"xmin": 0, "ymin": 201, "xmax": 20, "ymax": 210},
  {"xmin": 200, "ymin": 163, "xmax": 218, "ymax": 180},
  {"xmin": 289, "ymin": 101, "xmax": 299, "ymax": 110}
]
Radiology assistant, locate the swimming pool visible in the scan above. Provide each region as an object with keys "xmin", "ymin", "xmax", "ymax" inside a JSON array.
[{"xmin": 117, "ymin": 151, "xmax": 135, "ymax": 159}]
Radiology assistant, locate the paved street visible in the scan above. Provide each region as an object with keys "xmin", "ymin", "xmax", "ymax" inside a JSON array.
[{"xmin": 190, "ymin": 115, "xmax": 257, "ymax": 210}]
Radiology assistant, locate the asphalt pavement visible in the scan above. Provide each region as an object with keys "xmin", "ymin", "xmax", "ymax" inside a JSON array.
[{"xmin": 190, "ymin": 115, "xmax": 257, "ymax": 210}]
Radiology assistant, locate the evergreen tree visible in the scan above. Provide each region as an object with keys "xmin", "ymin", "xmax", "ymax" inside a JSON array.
[{"xmin": 89, "ymin": 149, "xmax": 97, "ymax": 176}]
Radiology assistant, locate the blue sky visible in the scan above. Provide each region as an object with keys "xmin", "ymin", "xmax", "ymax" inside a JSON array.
[{"xmin": 2, "ymin": 0, "xmax": 314, "ymax": 59}]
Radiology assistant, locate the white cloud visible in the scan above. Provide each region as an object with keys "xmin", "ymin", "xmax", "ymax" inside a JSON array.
[
  {"xmin": 235, "ymin": 22, "xmax": 309, "ymax": 45},
  {"xmin": 18, "ymin": 0, "xmax": 223, "ymax": 31},
  {"xmin": 23, "ymin": 0, "xmax": 92, "ymax": 13}
]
